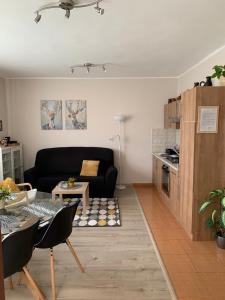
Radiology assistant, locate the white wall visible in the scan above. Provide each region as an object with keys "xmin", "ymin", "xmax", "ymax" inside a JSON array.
[
  {"xmin": 178, "ymin": 46, "xmax": 225, "ymax": 93},
  {"xmin": 0, "ymin": 78, "xmax": 7, "ymax": 138},
  {"xmin": 6, "ymin": 78, "xmax": 177, "ymax": 183}
]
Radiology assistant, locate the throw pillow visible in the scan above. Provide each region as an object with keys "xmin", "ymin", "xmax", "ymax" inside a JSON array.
[{"xmin": 80, "ymin": 160, "xmax": 100, "ymax": 176}]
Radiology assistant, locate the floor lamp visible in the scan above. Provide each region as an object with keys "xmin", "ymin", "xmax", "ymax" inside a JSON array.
[{"xmin": 110, "ymin": 114, "xmax": 126, "ymax": 190}]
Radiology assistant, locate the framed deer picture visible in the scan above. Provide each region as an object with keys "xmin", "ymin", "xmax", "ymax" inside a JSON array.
[
  {"xmin": 65, "ymin": 100, "xmax": 87, "ymax": 130},
  {"xmin": 40, "ymin": 100, "xmax": 62, "ymax": 130}
]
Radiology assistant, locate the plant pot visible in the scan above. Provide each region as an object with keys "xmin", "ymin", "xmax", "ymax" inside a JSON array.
[
  {"xmin": 0, "ymin": 199, "xmax": 5, "ymax": 209},
  {"xmin": 216, "ymin": 235, "xmax": 225, "ymax": 249},
  {"xmin": 68, "ymin": 182, "xmax": 75, "ymax": 188},
  {"xmin": 212, "ymin": 76, "xmax": 225, "ymax": 87}
]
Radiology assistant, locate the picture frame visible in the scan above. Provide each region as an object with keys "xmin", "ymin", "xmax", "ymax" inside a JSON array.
[
  {"xmin": 197, "ymin": 106, "xmax": 219, "ymax": 133},
  {"xmin": 0, "ymin": 120, "xmax": 2, "ymax": 131}
]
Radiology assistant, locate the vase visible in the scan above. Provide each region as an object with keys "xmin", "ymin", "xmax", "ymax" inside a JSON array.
[
  {"xmin": 204, "ymin": 76, "xmax": 212, "ymax": 86},
  {"xmin": 212, "ymin": 76, "xmax": 225, "ymax": 87},
  {"xmin": 216, "ymin": 235, "xmax": 225, "ymax": 249},
  {"xmin": 0, "ymin": 199, "xmax": 5, "ymax": 209}
]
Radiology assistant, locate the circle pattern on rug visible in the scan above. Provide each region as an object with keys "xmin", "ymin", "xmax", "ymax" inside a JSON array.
[
  {"xmin": 71, "ymin": 197, "xmax": 121, "ymax": 228},
  {"xmin": 88, "ymin": 220, "xmax": 97, "ymax": 226}
]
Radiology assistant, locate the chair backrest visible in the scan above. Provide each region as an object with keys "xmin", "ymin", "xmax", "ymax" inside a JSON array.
[
  {"xmin": 35, "ymin": 201, "xmax": 80, "ymax": 249},
  {"xmin": 2, "ymin": 219, "xmax": 40, "ymax": 279}
]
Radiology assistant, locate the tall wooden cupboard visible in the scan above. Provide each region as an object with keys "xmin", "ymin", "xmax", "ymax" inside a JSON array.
[{"xmin": 180, "ymin": 87, "xmax": 225, "ymax": 240}]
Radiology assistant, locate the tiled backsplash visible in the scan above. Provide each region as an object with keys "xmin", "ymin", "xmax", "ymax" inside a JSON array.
[{"xmin": 152, "ymin": 128, "xmax": 179, "ymax": 153}]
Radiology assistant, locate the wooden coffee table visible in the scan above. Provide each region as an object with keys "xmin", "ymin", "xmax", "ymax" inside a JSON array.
[{"xmin": 52, "ymin": 182, "xmax": 89, "ymax": 214}]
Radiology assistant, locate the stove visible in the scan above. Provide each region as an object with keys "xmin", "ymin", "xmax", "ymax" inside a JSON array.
[{"xmin": 160, "ymin": 153, "xmax": 179, "ymax": 164}]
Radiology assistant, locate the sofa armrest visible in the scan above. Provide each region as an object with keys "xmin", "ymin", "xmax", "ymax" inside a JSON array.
[
  {"xmin": 24, "ymin": 167, "xmax": 38, "ymax": 187},
  {"xmin": 105, "ymin": 166, "xmax": 118, "ymax": 197}
]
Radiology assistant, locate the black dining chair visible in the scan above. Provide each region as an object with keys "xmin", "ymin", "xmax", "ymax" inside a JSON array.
[
  {"xmin": 2, "ymin": 219, "xmax": 45, "ymax": 300},
  {"xmin": 34, "ymin": 200, "xmax": 84, "ymax": 300}
]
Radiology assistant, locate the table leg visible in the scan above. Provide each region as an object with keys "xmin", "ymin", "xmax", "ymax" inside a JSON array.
[{"xmin": 82, "ymin": 186, "xmax": 89, "ymax": 215}]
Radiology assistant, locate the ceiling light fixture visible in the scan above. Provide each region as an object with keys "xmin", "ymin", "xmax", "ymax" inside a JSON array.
[
  {"xmin": 34, "ymin": 0, "xmax": 104, "ymax": 23},
  {"xmin": 70, "ymin": 63, "xmax": 107, "ymax": 74}
]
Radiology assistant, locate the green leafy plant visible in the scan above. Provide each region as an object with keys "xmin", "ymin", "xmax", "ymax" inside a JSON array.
[
  {"xmin": 199, "ymin": 188, "xmax": 225, "ymax": 237},
  {"xmin": 0, "ymin": 186, "xmax": 11, "ymax": 201},
  {"xmin": 212, "ymin": 65, "xmax": 225, "ymax": 79},
  {"xmin": 68, "ymin": 177, "xmax": 75, "ymax": 183}
]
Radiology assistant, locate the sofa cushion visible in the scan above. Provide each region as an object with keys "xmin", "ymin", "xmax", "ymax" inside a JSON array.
[{"xmin": 35, "ymin": 147, "xmax": 113, "ymax": 176}]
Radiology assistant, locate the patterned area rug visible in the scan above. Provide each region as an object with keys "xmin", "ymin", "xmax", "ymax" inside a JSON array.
[{"xmin": 71, "ymin": 197, "xmax": 121, "ymax": 227}]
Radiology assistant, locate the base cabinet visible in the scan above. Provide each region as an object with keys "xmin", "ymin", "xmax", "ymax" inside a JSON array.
[
  {"xmin": 152, "ymin": 156, "xmax": 180, "ymax": 221},
  {"xmin": 169, "ymin": 168, "xmax": 180, "ymax": 222}
]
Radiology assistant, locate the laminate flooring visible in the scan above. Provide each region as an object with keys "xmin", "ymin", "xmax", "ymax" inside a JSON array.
[{"xmin": 5, "ymin": 186, "xmax": 173, "ymax": 300}]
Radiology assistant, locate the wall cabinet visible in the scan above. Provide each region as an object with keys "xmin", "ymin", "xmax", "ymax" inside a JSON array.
[
  {"xmin": 164, "ymin": 100, "xmax": 181, "ymax": 129},
  {"xmin": 0, "ymin": 145, "xmax": 23, "ymax": 183}
]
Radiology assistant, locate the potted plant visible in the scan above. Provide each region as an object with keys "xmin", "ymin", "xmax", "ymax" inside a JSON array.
[
  {"xmin": 67, "ymin": 177, "xmax": 76, "ymax": 188},
  {"xmin": 0, "ymin": 186, "xmax": 11, "ymax": 209},
  {"xmin": 199, "ymin": 188, "xmax": 225, "ymax": 249},
  {"xmin": 211, "ymin": 65, "xmax": 225, "ymax": 86}
]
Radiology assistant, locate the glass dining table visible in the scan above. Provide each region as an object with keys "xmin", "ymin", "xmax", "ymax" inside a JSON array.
[{"xmin": 0, "ymin": 192, "xmax": 78, "ymax": 236}]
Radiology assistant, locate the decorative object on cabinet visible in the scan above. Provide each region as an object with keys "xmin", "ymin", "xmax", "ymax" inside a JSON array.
[
  {"xmin": 197, "ymin": 106, "xmax": 219, "ymax": 133},
  {"xmin": 199, "ymin": 187, "xmax": 225, "ymax": 249},
  {"xmin": 34, "ymin": 0, "xmax": 104, "ymax": 23},
  {"xmin": 194, "ymin": 82, "xmax": 200, "ymax": 87},
  {"xmin": 65, "ymin": 100, "xmax": 87, "ymax": 130},
  {"xmin": 211, "ymin": 65, "xmax": 225, "ymax": 86},
  {"xmin": 0, "ymin": 145, "xmax": 23, "ymax": 183},
  {"xmin": 40, "ymin": 100, "xmax": 62, "ymax": 130}
]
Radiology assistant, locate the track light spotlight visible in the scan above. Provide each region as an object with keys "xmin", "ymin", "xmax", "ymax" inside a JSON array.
[
  {"xmin": 34, "ymin": 1, "xmax": 104, "ymax": 23},
  {"xmin": 95, "ymin": 3, "xmax": 104, "ymax": 15},
  {"xmin": 34, "ymin": 12, "xmax": 41, "ymax": 23},
  {"xmin": 65, "ymin": 9, "xmax": 70, "ymax": 19}
]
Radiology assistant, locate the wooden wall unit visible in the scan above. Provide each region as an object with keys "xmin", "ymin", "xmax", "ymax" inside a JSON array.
[{"xmin": 180, "ymin": 87, "xmax": 225, "ymax": 240}]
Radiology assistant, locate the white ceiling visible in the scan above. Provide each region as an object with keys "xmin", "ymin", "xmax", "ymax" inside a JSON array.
[{"xmin": 0, "ymin": 0, "xmax": 225, "ymax": 78}]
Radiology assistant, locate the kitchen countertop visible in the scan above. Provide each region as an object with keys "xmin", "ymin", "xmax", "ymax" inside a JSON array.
[{"xmin": 152, "ymin": 153, "xmax": 179, "ymax": 171}]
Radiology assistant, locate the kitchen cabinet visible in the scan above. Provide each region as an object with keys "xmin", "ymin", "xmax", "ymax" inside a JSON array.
[
  {"xmin": 164, "ymin": 100, "xmax": 181, "ymax": 129},
  {"xmin": 0, "ymin": 145, "xmax": 23, "ymax": 183},
  {"xmin": 152, "ymin": 155, "xmax": 179, "ymax": 219},
  {"xmin": 180, "ymin": 87, "xmax": 225, "ymax": 240},
  {"xmin": 152, "ymin": 156, "xmax": 162, "ymax": 191},
  {"xmin": 170, "ymin": 168, "xmax": 180, "ymax": 222}
]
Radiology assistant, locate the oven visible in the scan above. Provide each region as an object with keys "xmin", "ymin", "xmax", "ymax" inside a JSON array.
[{"xmin": 162, "ymin": 164, "xmax": 170, "ymax": 196}]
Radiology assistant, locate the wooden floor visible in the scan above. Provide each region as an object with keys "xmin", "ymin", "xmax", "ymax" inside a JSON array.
[
  {"xmin": 134, "ymin": 184, "xmax": 225, "ymax": 300},
  {"xmin": 5, "ymin": 187, "xmax": 172, "ymax": 300}
]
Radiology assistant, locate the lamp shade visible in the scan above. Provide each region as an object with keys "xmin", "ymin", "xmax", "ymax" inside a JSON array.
[{"xmin": 114, "ymin": 114, "xmax": 125, "ymax": 122}]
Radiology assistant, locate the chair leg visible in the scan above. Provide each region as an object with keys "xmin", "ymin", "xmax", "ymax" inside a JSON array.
[
  {"xmin": 8, "ymin": 276, "xmax": 13, "ymax": 289},
  {"xmin": 17, "ymin": 272, "xmax": 24, "ymax": 286},
  {"xmin": 23, "ymin": 266, "xmax": 45, "ymax": 300},
  {"xmin": 50, "ymin": 248, "xmax": 56, "ymax": 300},
  {"xmin": 66, "ymin": 239, "xmax": 85, "ymax": 273}
]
